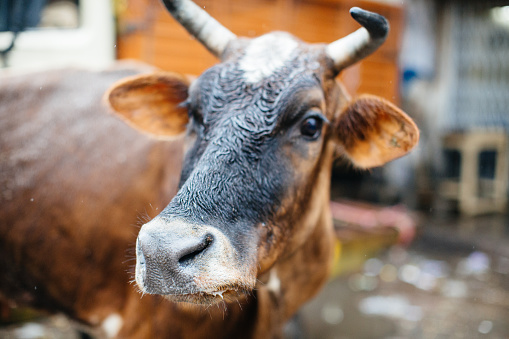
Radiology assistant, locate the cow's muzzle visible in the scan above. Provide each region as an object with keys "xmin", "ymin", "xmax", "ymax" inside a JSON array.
[{"xmin": 135, "ymin": 217, "xmax": 255, "ymax": 303}]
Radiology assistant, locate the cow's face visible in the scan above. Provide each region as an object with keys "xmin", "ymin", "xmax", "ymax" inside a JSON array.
[{"xmin": 106, "ymin": 6, "xmax": 418, "ymax": 305}]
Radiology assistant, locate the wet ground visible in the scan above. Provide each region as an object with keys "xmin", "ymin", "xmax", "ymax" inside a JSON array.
[
  {"xmin": 292, "ymin": 213, "xmax": 509, "ymax": 339},
  {"xmin": 2, "ymin": 214, "xmax": 509, "ymax": 338},
  {"xmin": 0, "ymin": 315, "xmax": 80, "ymax": 339}
]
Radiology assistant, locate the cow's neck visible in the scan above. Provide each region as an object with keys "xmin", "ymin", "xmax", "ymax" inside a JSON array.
[
  {"xmin": 251, "ymin": 143, "xmax": 336, "ymax": 336},
  {"xmin": 119, "ymin": 291, "xmax": 258, "ymax": 338},
  {"xmin": 253, "ymin": 209, "xmax": 334, "ymax": 337}
]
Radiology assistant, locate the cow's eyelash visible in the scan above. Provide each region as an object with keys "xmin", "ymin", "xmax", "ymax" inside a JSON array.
[
  {"xmin": 313, "ymin": 113, "xmax": 330, "ymax": 125},
  {"xmin": 280, "ymin": 104, "xmax": 325, "ymax": 131},
  {"xmin": 181, "ymin": 99, "xmax": 205, "ymax": 124}
]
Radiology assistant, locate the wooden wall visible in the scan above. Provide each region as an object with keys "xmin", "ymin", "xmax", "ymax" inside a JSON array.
[{"xmin": 116, "ymin": 0, "xmax": 403, "ymax": 103}]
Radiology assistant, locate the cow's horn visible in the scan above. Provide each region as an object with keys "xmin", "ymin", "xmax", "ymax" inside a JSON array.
[
  {"xmin": 161, "ymin": 0, "xmax": 236, "ymax": 58},
  {"xmin": 326, "ymin": 7, "xmax": 389, "ymax": 72}
]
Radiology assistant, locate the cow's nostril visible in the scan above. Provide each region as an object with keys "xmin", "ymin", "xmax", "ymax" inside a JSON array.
[{"xmin": 178, "ymin": 234, "xmax": 214, "ymax": 266}]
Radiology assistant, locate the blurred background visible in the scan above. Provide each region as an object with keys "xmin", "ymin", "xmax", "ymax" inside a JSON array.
[{"xmin": 1, "ymin": 0, "xmax": 509, "ymax": 338}]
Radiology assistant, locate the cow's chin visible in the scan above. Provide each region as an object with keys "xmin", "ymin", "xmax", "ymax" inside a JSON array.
[{"xmin": 164, "ymin": 289, "xmax": 249, "ymax": 305}]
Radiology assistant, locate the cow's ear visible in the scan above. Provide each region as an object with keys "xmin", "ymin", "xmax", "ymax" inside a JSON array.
[
  {"xmin": 334, "ymin": 95, "xmax": 419, "ymax": 168},
  {"xmin": 105, "ymin": 72, "xmax": 190, "ymax": 138}
]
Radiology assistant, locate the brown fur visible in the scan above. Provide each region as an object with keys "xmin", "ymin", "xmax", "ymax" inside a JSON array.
[
  {"xmin": 106, "ymin": 72, "xmax": 190, "ymax": 138},
  {"xmin": 335, "ymin": 95, "xmax": 420, "ymax": 168},
  {"xmin": 0, "ymin": 66, "xmax": 179, "ymax": 333}
]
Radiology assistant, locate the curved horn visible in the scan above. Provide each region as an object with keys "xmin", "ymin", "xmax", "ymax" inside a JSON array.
[
  {"xmin": 161, "ymin": 0, "xmax": 236, "ymax": 58},
  {"xmin": 326, "ymin": 7, "xmax": 389, "ymax": 72}
]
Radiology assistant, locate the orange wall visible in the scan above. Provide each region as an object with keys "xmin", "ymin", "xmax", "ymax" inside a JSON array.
[{"xmin": 116, "ymin": 0, "xmax": 403, "ymax": 103}]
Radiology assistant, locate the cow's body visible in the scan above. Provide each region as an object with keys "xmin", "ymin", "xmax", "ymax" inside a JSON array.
[
  {"xmin": 0, "ymin": 66, "xmax": 177, "ymax": 331},
  {"xmin": 0, "ymin": 2, "xmax": 418, "ymax": 338},
  {"xmin": 0, "ymin": 65, "xmax": 332, "ymax": 338}
]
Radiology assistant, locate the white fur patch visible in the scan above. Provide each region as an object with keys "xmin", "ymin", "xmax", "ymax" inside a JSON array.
[
  {"xmin": 239, "ymin": 33, "xmax": 298, "ymax": 83},
  {"xmin": 266, "ymin": 268, "xmax": 281, "ymax": 295},
  {"xmin": 101, "ymin": 313, "xmax": 123, "ymax": 338}
]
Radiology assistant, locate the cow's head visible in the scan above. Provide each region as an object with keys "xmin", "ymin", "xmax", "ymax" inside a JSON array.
[{"xmin": 106, "ymin": 0, "xmax": 418, "ymax": 305}]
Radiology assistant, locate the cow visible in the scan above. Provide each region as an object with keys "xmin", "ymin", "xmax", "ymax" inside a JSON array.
[{"xmin": 0, "ymin": 0, "xmax": 419, "ymax": 338}]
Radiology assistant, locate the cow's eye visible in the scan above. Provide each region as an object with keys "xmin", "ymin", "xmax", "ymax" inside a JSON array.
[{"xmin": 300, "ymin": 116, "xmax": 324, "ymax": 139}]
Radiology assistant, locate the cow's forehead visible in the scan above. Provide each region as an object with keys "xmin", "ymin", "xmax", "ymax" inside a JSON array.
[
  {"xmin": 193, "ymin": 32, "xmax": 324, "ymax": 108},
  {"xmin": 187, "ymin": 31, "xmax": 327, "ymax": 139},
  {"xmin": 238, "ymin": 32, "xmax": 300, "ymax": 84},
  {"xmin": 236, "ymin": 32, "xmax": 325, "ymax": 84}
]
